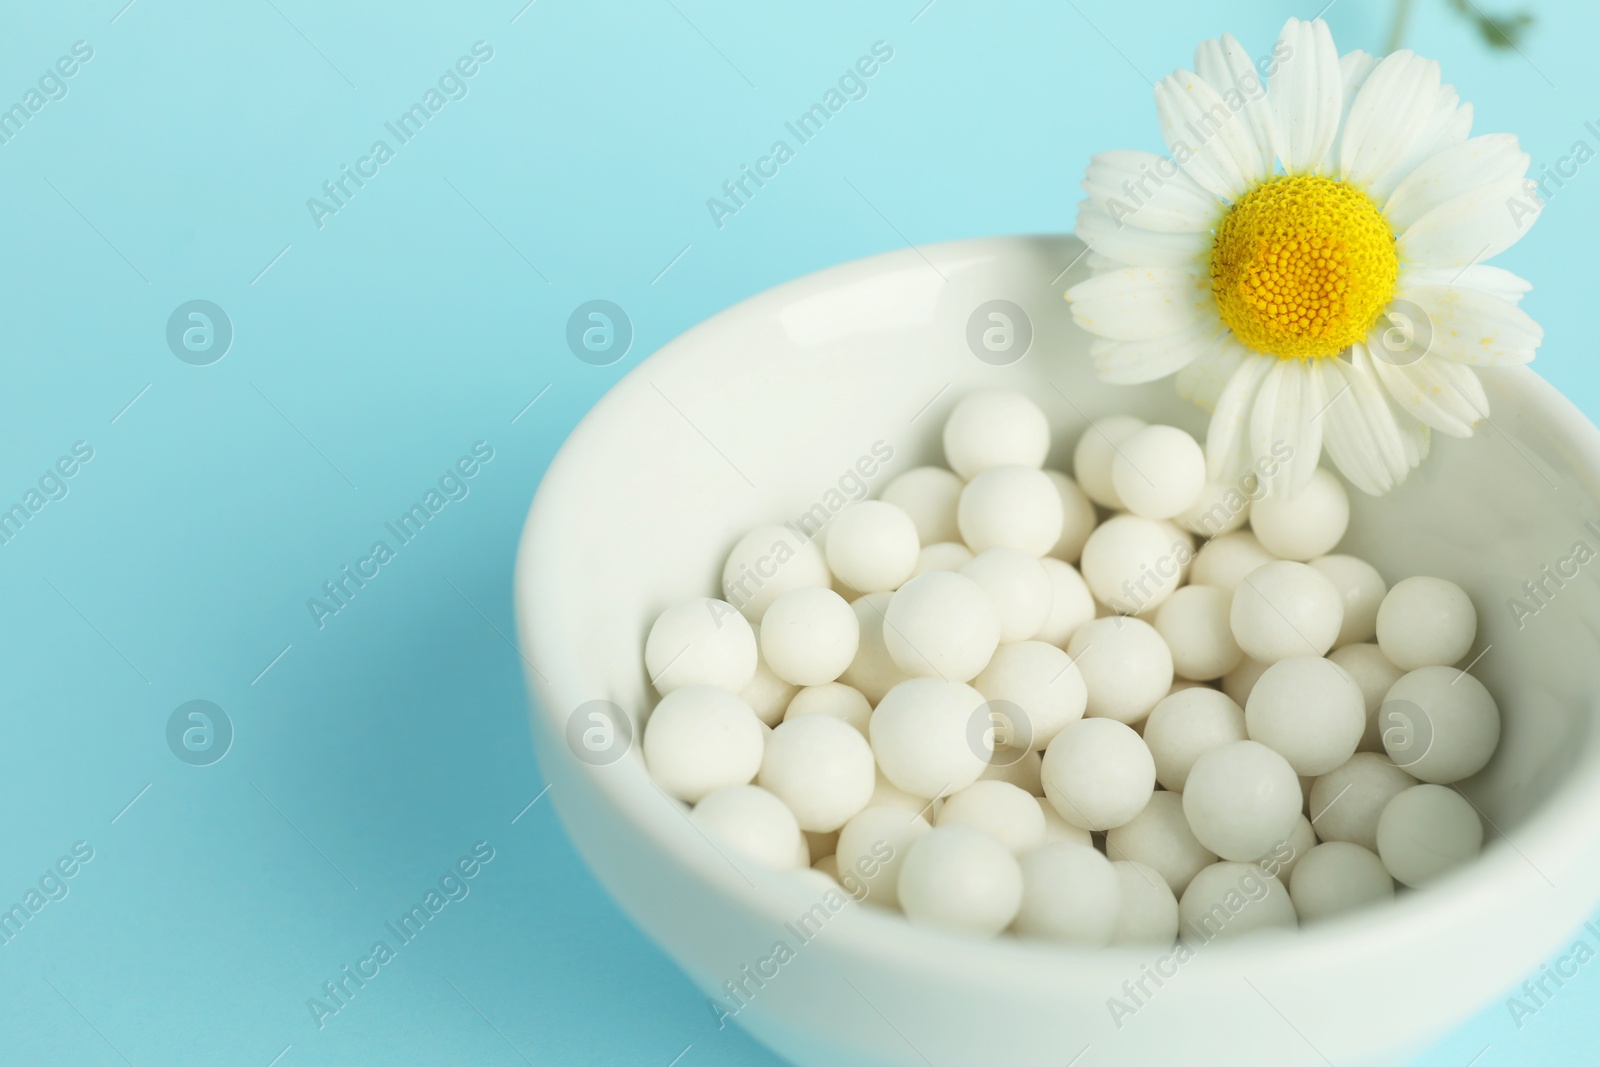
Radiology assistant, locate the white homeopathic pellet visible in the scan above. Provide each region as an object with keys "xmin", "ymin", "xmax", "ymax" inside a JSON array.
[
  {"xmin": 835, "ymin": 805, "xmax": 932, "ymax": 908},
  {"xmin": 1246, "ymin": 656, "xmax": 1366, "ymax": 775},
  {"xmin": 690, "ymin": 785, "xmax": 807, "ymax": 870},
  {"xmin": 1375, "ymin": 576, "xmax": 1478, "ymax": 670},
  {"xmin": 1308, "ymin": 753, "xmax": 1417, "ymax": 853},
  {"xmin": 1381, "ymin": 666, "xmax": 1501, "ymax": 784},
  {"xmin": 645, "ymin": 598, "xmax": 758, "ymax": 695},
  {"xmin": 1037, "ymin": 558, "xmax": 1097, "ymax": 647},
  {"xmin": 1182, "ymin": 740, "xmax": 1301, "ymax": 861},
  {"xmin": 1155, "ymin": 585, "xmax": 1244, "ymax": 681},
  {"xmin": 1112, "ymin": 424, "xmax": 1206, "ymax": 520},
  {"xmin": 760, "ymin": 586, "xmax": 861, "ymax": 687},
  {"xmin": 1221, "ymin": 655, "xmax": 1271, "ymax": 707},
  {"xmin": 643, "ymin": 685, "xmax": 766, "ymax": 802},
  {"xmin": 943, "ymin": 390, "xmax": 1052, "ymax": 480},
  {"xmin": 980, "ymin": 744, "xmax": 1043, "ymax": 794},
  {"xmin": 1289, "ymin": 842, "xmax": 1394, "ymax": 922},
  {"xmin": 1036, "ymin": 796, "xmax": 1092, "ymax": 845},
  {"xmin": 880, "ymin": 466, "xmax": 964, "ymax": 546},
  {"xmin": 1045, "ymin": 470, "xmax": 1098, "ymax": 563},
  {"xmin": 1073, "ymin": 414, "xmax": 1146, "ymax": 509},
  {"xmin": 1309, "ymin": 555, "xmax": 1387, "ymax": 648},
  {"xmin": 759, "ymin": 716, "xmax": 876, "ymax": 832},
  {"xmin": 1376, "ymin": 784, "xmax": 1483, "ymax": 887},
  {"xmin": 1111, "ymin": 860, "xmax": 1181, "ymax": 945},
  {"xmin": 937, "ymin": 780, "xmax": 1046, "ymax": 855},
  {"xmin": 1067, "ymin": 617, "xmax": 1173, "ymax": 724},
  {"xmin": 870, "ymin": 678, "xmax": 992, "ymax": 799},
  {"xmin": 1079, "ymin": 514, "xmax": 1191, "ymax": 614},
  {"xmin": 957, "ymin": 465, "xmax": 1064, "ymax": 557},
  {"xmin": 1013, "ymin": 842, "xmax": 1121, "ymax": 944},
  {"xmin": 1190, "ymin": 531, "xmax": 1277, "ymax": 592},
  {"xmin": 1041, "ymin": 718, "xmax": 1155, "ymax": 830},
  {"xmin": 1179, "ymin": 862, "xmax": 1296, "ymax": 943},
  {"xmin": 721, "ymin": 524, "xmax": 832, "ymax": 621},
  {"xmin": 1178, "ymin": 479, "xmax": 1251, "ymax": 538},
  {"xmin": 839, "ymin": 591, "xmax": 907, "ymax": 703},
  {"xmin": 1230, "ymin": 560, "xmax": 1344, "ymax": 662},
  {"xmin": 739, "ymin": 624, "xmax": 798, "ymax": 726},
  {"xmin": 825, "ymin": 501, "xmax": 920, "ymax": 594},
  {"xmin": 1106, "ymin": 791, "xmax": 1216, "ymax": 896},
  {"xmin": 898, "ymin": 825, "xmax": 1024, "ymax": 935},
  {"xmin": 1248, "ymin": 468, "xmax": 1349, "ymax": 561},
  {"xmin": 882, "ymin": 571, "xmax": 1001, "ymax": 681},
  {"xmin": 1327, "ymin": 643, "xmax": 1406, "ymax": 752},
  {"xmin": 973, "ymin": 640, "xmax": 1088, "ymax": 752},
  {"xmin": 784, "ymin": 682, "xmax": 872, "ymax": 735},
  {"xmin": 911, "ymin": 542, "xmax": 974, "ymax": 578},
  {"xmin": 1143, "ymin": 687, "xmax": 1248, "ymax": 792},
  {"xmin": 1261, "ymin": 814, "xmax": 1316, "ymax": 884},
  {"xmin": 960, "ymin": 548, "xmax": 1054, "ymax": 643}
]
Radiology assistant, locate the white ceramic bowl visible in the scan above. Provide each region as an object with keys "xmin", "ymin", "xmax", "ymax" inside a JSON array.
[{"xmin": 515, "ymin": 235, "xmax": 1600, "ymax": 1067}]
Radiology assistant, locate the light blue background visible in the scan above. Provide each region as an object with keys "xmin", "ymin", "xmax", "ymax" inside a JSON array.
[{"xmin": 0, "ymin": 0, "xmax": 1594, "ymax": 1064}]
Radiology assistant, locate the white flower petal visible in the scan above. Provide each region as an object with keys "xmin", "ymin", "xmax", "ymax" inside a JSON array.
[
  {"xmin": 1366, "ymin": 84, "xmax": 1472, "ymax": 202},
  {"xmin": 1382, "ymin": 134, "xmax": 1528, "ymax": 232},
  {"xmin": 1397, "ymin": 177, "xmax": 1540, "ymax": 266},
  {"xmin": 1315, "ymin": 350, "xmax": 1417, "ymax": 495},
  {"xmin": 1206, "ymin": 353, "xmax": 1275, "ymax": 481},
  {"xmin": 1092, "ymin": 322, "xmax": 1225, "ymax": 384},
  {"xmin": 1176, "ymin": 335, "xmax": 1248, "ymax": 411},
  {"xmin": 1065, "ymin": 268, "xmax": 1207, "ymax": 341},
  {"xmin": 1323, "ymin": 49, "xmax": 1378, "ymax": 170},
  {"xmin": 1081, "ymin": 149, "xmax": 1224, "ymax": 233},
  {"xmin": 1250, "ymin": 358, "xmax": 1325, "ymax": 497},
  {"xmin": 1154, "ymin": 71, "xmax": 1260, "ymax": 200},
  {"xmin": 1194, "ymin": 34, "xmax": 1278, "ymax": 184},
  {"xmin": 1268, "ymin": 18, "xmax": 1342, "ymax": 173},
  {"xmin": 1397, "ymin": 284, "xmax": 1542, "ymax": 366},
  {"xmin": 1373, "ymin": 352, "xmax": 1490, "ymax": 437},
  {"xmin": 1075, "ymin": 202, "xmax": 1212, "ymax": 270},
  {"xmin": 1339, "ymin": 51, "xmax": 1443, "ymax": 191},
  {"xmin": 1400, "ymin": 263, "xmax": 1531, "ymax": 305}
]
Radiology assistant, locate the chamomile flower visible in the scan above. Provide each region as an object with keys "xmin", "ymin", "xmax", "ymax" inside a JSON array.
[{"xmin": 1065, "ymin": 17, "xmax": 1544, "ymax": 496}]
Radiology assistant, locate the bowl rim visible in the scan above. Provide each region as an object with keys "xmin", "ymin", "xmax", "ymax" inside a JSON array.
[{"xmin": 515, "ymin": 233, "xmax": 1600, "ymax": 981}]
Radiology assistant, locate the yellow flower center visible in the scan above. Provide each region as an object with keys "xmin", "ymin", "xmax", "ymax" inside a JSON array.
[{"xmin": 1210, "ymin": 175, "xmax": 1398, "ymax": 360}]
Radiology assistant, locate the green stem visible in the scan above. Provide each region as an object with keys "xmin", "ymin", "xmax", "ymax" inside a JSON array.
[{"xmin": 1385, "ymin": 0, "xmax": 1415, "ymax": 53}]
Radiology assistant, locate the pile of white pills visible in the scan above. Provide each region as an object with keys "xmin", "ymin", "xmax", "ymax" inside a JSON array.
[{"xmin": 636, "ymin": 390, "xmax": 1501, "ymax": 946}]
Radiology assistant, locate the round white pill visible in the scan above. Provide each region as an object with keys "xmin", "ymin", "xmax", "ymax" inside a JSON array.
[
  {"xmin": 1260, "ymin": 814, "xmax": 1317, "ymax": 884},
  {"xmin": 1190, "ymin": 531, "xmax": 1277, "ymax": 592},
  {"xmin": 812, "ymin": 854, "xmax": 840, "ymax": 881},
  {"xmin": 1045, "ymin": 470, "xmax": 1098, "ymax": 563},
  {"xmin": 805, "ymin": 828, "xmax": 839, "ymax": 862},
  {"xmin": 880, "ymin": 466, "xmax": 964, "ymax": 546},
  {"xmin": 1036, "ymin": 796, "xmax": 1092, "ymax": 845},
  {"xmin": 1246, "ymin": 656, "xmax": 1366, "ymax": 775},
  {"xmin": 1155, "ymin": 585, "xmax": 1244, "ymax": 681},
  {"xmin": 1143, "ymin": 687, "xmax": 1248, "ymax": 792},
  {"xmin": 1221, "ymin": 655, "xmax": 1271, "ymax": 707},
  {"xmin": 825, "ymin": 501, "xmax": 921, "ymax": 594},
  {"xmin": 690, "ymin": 785, "xmax": 806, "ymax": 869},
  {"xmin": 882, "ymin": 572, "xmax": 1001, "ymax": 682},
  {"xmin": 1073, "ymin": 415, "xmax": 1146, "ymax": 509},
  {"xmin": 1111, "ymin": 860, "xmax": 1181, "ymax": 945},
  {"xmin": 870, "ymin": 678, "xmax": 991, "ymax": 799},
  {"xmin": 1079, "ymin": 514, "xmax": 1192, "ymax": 614},
  {"xmin": 1112, "ymin": 424, "xmax": 1206, "ymax": 520},
  {"xmin": 899, "ymin": 825, "xmax": 1024, "ymax": 935},
  {"xmin": 835, "ymin": 805, "xmax": 933, "ymax": 908},
  {"xmin": 1376, "ymin": 784, "xmax": 1483, "ymax": 887},
  {"xmin": 943, "ymin": 390, "xmax": 1051, "ymax": 480},
  {"xmin": 760, "ymin": 587, "xmax": 860, "ymax": 686},
  {"xmin": 644, "ymin": 686, "xmax": 765, "ymax": 802},
  {"xmin": 839, "ymin": 592, "xmax": 908, "ymax": 704},
  {"xmin": 973, "ymin": 640, "xmax": 1088, "ymax": 751},
  {"xmin": 911, "ymin": 541, "xmax": 974, "ymax": 578},
  {"xmin": 958, "ymin": 466, "xmax": 1064, "ymax": 557},
  {"xmin": 1290, "ymin": 842, "xmax": 1394, "ymax": 921},
  {"xmin": 937, "ymin": 780, "xmax": 1046, "ymax": 855},
  {"xmin": 1309, "ymin": 555, "xmax": 1387, "ymax": 648},
  {"xmin": 1177, "ymin": 479, "xmax": 1252, "ymax": 537},
  {"xmin": 960, "ymin": 549, "xmax": 1054, "ymax": 643},
  {"xmin": 1067, "ymin": 616, "xmax": 1174, "ymax": 725},
  {"xmin": 1041, "ymin": 718, "xmax": 1155, "ymax": 830},
  {"xmin": 1230, "ymin": 560, "xmax": 1343, "ymax": 662},
  {"xmin": 1182, "ymin": 740, "xmax": 1301, "ymax": 861},
  {"xmin": 1106, "ymin": 791, "xmax": 1217, "ymax": 895},
  {"xmin": 1014, "ymin": 842, "xmax": 1121, "ymax": 944},
  {"xmin": 1179, "ymin": 862, "xmax": 1296, "ymax": 943},
  {"xmin": 784, "ymin": 682, "xmax": 871, "ymax": 735},
  {"xmin": 722, "ymin": 524, "xmax": 832, "ymax": 621},
  {"xmin": 868, "ymin": 769, "xmax": 929, "ymax": 813},
  {"xmin": 1037, "ymin": 558, "xmax": 1096, "ymax": 647},
  {"xmin": 1380, "ymin": 666, "xmax": 1501, "ymax": 784},
  {"xmin": 1308, "ymin": 753, "xmax": 1417, "ymax": 852},
  {"xmin": 1248, "ymin": 468, "xmax": 1350, "ymax": 561},
  {"xmin": 1327, "ymin": 643, "xmax": 1406, "ymax": 753},
  {"xmin": 738, "ymin": 643, "xmax": 799, "ymax": 727},
  {"xmin": 979, "ymin": 745, "xmax": 1044, "ymax": 795},
  {"xmin": 645, "ymin": 598, "xmax": 758, "ymax": 695},
  {"xmin": 758, "ymin": 716, "xmax": 876, "ymax": 832},
  {"xmin": 1376, "ymin": 576, "xmax": 1478, "ymax": 670}
]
